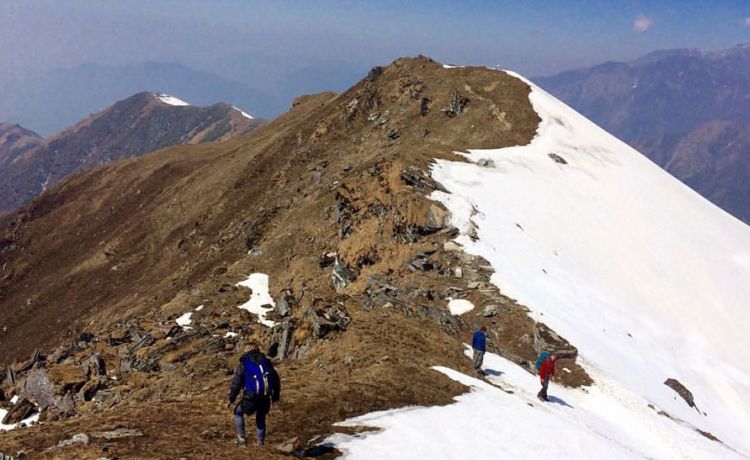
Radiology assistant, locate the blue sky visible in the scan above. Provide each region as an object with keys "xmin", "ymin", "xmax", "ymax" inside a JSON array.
[
  {"xmin": 4, "ymin": 0, "xmax": 750, "ymax": 75},
  {"xmin": 2, "ymin": 0, "xmax": 750, "ymax": 107}
]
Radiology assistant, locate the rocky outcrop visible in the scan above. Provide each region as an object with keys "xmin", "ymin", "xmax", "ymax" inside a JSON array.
[{"xmin": 664, "ymin": 378, "xmax": 698, "ymax": 410}]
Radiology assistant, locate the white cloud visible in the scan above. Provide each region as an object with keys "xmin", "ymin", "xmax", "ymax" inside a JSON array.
[
  {"xmin": 744, "ymin": 17, "xmax": 750, "ymax": 27},
  {"xmin": 633, "ymin": 15, "xmax": 653, "ymax": 33}
]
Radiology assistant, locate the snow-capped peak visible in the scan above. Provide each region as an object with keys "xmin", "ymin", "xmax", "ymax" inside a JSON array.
[
  {"xmin": 154, "ymin": 93, "xmax": 190, "ymax": 107},
  {"xmin": 231, "ymin": 106, "xmax": 254, "ymax": 120}
]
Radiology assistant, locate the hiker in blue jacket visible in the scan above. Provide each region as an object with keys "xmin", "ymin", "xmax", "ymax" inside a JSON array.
[
  {"xmin": 228, "ymin": 341, "xmax": 281, "ymax": 446},
  {"xmin": 472, "ymin": 326, "xmax": 487, "ymax": 375}
]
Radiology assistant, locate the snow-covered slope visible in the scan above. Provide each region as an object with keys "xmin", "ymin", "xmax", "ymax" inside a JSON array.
[
  {"xmin": 330, "ymin": 350, "xmax": 742, "ymax": 459},
  {"xmin": 330, "ymin": 69, "xmax": 750, "ymax": 459}
]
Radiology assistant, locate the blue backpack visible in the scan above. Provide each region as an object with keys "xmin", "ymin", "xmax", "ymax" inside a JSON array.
[
  {"xmin": 243, "ymin": 355, "xmax": 272, "ymax": 396},
  {"xmin": 535, "ymin": 351, "xmax": 550, "ymax": 371}
]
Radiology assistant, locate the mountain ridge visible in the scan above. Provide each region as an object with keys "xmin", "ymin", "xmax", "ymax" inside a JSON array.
[{"xmin": 0, "ymin": 91, "xmax": 264, "ymax": 214}]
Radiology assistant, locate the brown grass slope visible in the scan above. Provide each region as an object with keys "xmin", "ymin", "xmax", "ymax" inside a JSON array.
[{"xmin": 0, "ymin": 57, "xmax": 589, "ymax": 458}]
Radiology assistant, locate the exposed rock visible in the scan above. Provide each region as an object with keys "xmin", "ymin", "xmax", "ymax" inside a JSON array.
[
  {"xmin": 306, "ymin": 302, "xmax": 351, "ymax": 340},
  {"xmin": 89, "ymin": 428, "xmax": 143, "ymax": 440},
  {"xmin": 443, "ymin": 241, "xmax": 462, "ymax": 252},
  {"xmin": 57, "ymin": 433, "xmax": 89, "ymax": 448},
  {"xmin": 533, "ymin": 322, "xmax": 578, "ymax": 358},
  {"xmin": 426, "ymin": 204, "xmax": 448, "ymax": 230},
  {"xmin": 548, "ymin": 153, "xmax": 567, "ymax": 164},
  {"xmin": 275, "ymin": 289, "xmax": 297, "ymax": 317},
  {"xmin": 477, "ymin": 158, "xmax": 495, "ymax": 168},
  {"xmin": 664, "ymin": 378, "xmax": 697, "ymax": 409},
  {"xmin": 482, "ymin": 305, "xmax": 499, "ymax": 317},
  {"xmin": 268, "ymin": 322, "xmax": 294, "ymax": 360},
  {"xmin": 443, "ymin": 90, "xmax": 470, "ymax": 117},
  {"xmin": 48, "ymin": 365, "xmax": 87, "ymax": 393},
  {"xmin": 1, "ymin": 397, "xmax": 35, "ymax": 425},
  {"xmin": 78, "ymin": 377, "xmax": 105, "ymax": 402},
  {"xmin": 21, "ymin": 368, "xmax": 56, "ymax": 410},
  {"xmin": 319, "ymin": 251, "xmax": 337, "ymax": 268},
  {"xmin": 109, "ymin": 329, "xmax": 128, "ymax": 345},
  {"xmin": 275, "ymin": 437, "xmax": 300, "ymax": 454},
  {"xmin": 399, "ymin": 166, "xmax": 446, "ymax": 192},
  {"xmin": 331, "ymin": 257, "xmax": 354, "ymax": 291},
  {"xmin": 82, "ymin": 354, "xmax": 106, "ymax": 378}
]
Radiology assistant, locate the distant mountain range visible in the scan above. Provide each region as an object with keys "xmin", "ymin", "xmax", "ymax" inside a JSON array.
[
  {"xmin": 0, "ymin": 92, "xmax": 263, "ymax": 213},
  {"xmin": 536, "ymin": 43, "xmax": 750, "ymax": 225},
  {"xmin": 0, "ymin": 60, "xmax": 366, "ymax": 136}
]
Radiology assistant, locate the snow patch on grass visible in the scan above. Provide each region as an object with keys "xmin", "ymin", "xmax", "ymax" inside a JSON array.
[
  {"xmin": 236, "ymin": 273, "xmax": 276, "ymax": 327},
  {"xmin": 175, "ymin": 312, "xmax": 193, "ymax": 328},
  {"xmin": 447, "ymin": 298, "xmax": 475, "ymax": 315}
]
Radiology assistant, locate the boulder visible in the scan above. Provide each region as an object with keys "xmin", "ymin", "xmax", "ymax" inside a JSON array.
[
  {"xmin": 57, "ymin": 433, "xmax": 89, "ymax": 448},
  {"xmin": 664, "ymin": 378, "xmax": 697, "ymax": 409},
  {"xmin": 331, "ymin": 257, "xmax": 354, "ymax": 291},
  {"xmin": 82, "ymin": 354, "xmax": 106, "ymax": 378},
  {"xmin": 482, "ymin": 305, "xmax": 499, "ymax": 317},
  {"xmin": 306, "ymin": 302, "xmax": 351, "ymax": 340},
  {"xmin": 532, "ymin": 322, "xmax": 578, "ymax": 358},
  {"xmin": 109, "ymin": 329, "xmax": 128, "ymax": 345},
  {"xmin": 48, "ymin": 365, "xmax": 87, "ymax": 393},
  {"xmin": 427, "ymin": 205, "xmax": 448, "ymax": 230},
  {"xmin": 1, "ymin": 397, "xmax": 35, "ymax": 424},
  {"xmin": 22, "ymin": 368, "xmax": 56, "ymax": 410},
  {"xmin": 275, "ymin": 290, "xmax": 297, "ymax": 317}
]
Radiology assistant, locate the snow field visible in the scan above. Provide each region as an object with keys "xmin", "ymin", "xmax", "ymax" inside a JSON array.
[
  {"xmin": 328, "ymin": 349, "xmax": 742, "ymax": 459},
  {"xmin": 428, "ymin": 69, "xmax": 750, "ymax": 454}
]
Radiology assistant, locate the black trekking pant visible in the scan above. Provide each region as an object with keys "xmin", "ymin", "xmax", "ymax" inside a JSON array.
[
  {"xmin": 538, "ymin": 375, "xmax": 550, "ymax": 400},
  {"xmin": 234, "ymin": 393, "xmax": 271, "ymax": 443}
]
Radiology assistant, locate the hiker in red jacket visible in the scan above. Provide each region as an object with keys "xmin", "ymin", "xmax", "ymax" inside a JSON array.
[{"xmin": 537, "ymin": 353, "xmax": 556, "ymax": 401}]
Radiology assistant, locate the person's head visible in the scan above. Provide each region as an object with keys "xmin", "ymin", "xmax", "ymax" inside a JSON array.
[
  {"xmin": 480, "ymin": 325, "xmax": 487, "ymax": 332},
  {"xmin": 550, "ymin": 353, "xmax": 557, "ymax": 361},
  {"xmin": 244, "ymin": 340, "xmax": 260, "ymax": 353}
]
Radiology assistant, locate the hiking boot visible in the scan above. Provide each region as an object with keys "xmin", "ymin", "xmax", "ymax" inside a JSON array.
[{"xmin": 234, "ymin": 435, "xmax": 247, "ymax": 445}]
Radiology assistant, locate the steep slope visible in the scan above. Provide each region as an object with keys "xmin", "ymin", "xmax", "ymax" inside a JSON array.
[
  {"xmin": 0, "ymin": 92, "xmax": 264, "ymax": 213},
  {"xmin": 0, "ymin": 123, "xmax": 42, "ymax": 168},
  {"xmin": 425, "ymin": 70, "xmax": 750, "ymax": 457},
  {"xmin": 535, "ymin": 43, "xmax": 750, "ymax": 225}
]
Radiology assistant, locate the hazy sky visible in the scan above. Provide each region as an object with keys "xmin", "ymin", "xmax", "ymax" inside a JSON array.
[{"xmin": 3, "ymin": 0, "xmax": 750, "ymax": 81}]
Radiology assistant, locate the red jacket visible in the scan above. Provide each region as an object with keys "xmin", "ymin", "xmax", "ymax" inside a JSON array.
[{"xmin": 539, "ymin": 357, "xmax": 555, "ymax": 380}]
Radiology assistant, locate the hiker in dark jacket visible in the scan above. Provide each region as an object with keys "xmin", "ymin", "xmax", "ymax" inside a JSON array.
[
  {"xmin": 537, "ymin": 353, "xmax": 556, "ymax": 401},
  {"xmin": 472, "ymin": 326, "xmax": 487, "ymax": 375},
  {"xmin": 228, "ymin": 341, "xmax": 281, "ymax": 446}
]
